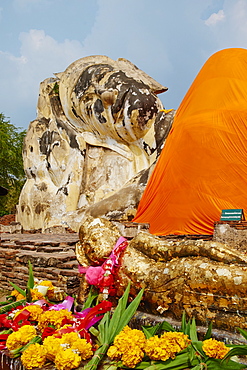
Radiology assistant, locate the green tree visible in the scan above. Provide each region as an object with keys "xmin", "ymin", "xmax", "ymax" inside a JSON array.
[{"xmin": 0, "ymin": 113, "xmax": 26, "ymax": 216}]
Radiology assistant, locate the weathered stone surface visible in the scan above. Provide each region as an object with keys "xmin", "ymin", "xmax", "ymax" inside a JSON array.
[
  {"xmin": 16, "ymin": 55, "xmax": 174, "ymax": 232},
  {"xmin": 76, "ymin": 218, "xmax": 247, "ymax": 332},
  {"xmin": 213, "ymin": 221, "xmax": 247, "ymax": 251}
]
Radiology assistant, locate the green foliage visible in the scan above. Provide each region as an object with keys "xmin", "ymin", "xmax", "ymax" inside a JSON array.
[
  {"xmin": 85, "ymin": 284, "xmax": 144, "ymax": 370},
  {"xmin": 27, "ymin": 260, "xmax": 35, "ymax": 290},
  {"xmin": 82, "ymin": 286, "xmax": 99, "ymax": 309},
  {"xmin": 0, "ymin": 112, "xmax": 26, "ymax": 215}
]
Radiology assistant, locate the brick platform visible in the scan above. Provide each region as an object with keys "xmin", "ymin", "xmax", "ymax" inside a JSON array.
[{"xmin": 0, "ymin": 233, "xmax": 81, "ymax": 296}]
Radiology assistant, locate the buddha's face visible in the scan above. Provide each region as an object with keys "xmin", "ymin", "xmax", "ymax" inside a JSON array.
[{"xmin": 60, "ymin": 58, "xmax": 164, "ymax": 144}]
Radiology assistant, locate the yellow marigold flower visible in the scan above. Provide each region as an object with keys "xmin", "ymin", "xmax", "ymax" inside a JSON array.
[
  {"xmin": 114, "ymin": 326, "xmax": 146, "ymax": 352},
  {"xmin": 30, "ymin": 288, "xmax": 44, "ymax": 301},
  {"xmin": 71, "ymin": 339, "xmax": 93, "ymax": 360},
  {"xmin": 160, "ymin": 331, "xmax": 191, "ymax": 352},
  {"xmin": 121, "ymin": 348, "xmax": 144, "ymax": 368},
  {"xmin": 107, "ymin": 326, "xmax": 146, "ymax": 368},
  {"xmin": 21, "ymin": 343, "xmax": 47, "ymax": 369},
  {"xmin": 54, "ymin": 348, "xmax": 81, "ymax": 370},
  {"xmin": 11, "ymin": 289, "xmax": 25, "ymax": 301},
  {"xmin": 202, "ymin": 338, "xmax": 230, "ymax": 359},
  {"xmin": 39, "ymin": 280, "xmax": 54, "ymax": 289},
  {"xmin": 18, "ymin": 325, "xmax": 37, "ymax": 343},
  {"xmin": 145, "ymin": 332, "xmax": 191, "ymax": 362},
  {"xmin": 145, "ymin": 335, "xmax": 169, "ymax": 361},
  {"xmin": 6, "ymin": 331, "xmax": 22, "ymax": 350},
  {"xmin": 6, "ymin": 325, "xmax": 37, "ymax": 350},
  {"xmin": 43, "ymin": 335, "xmax": 62, "ymax": 361},
  {"xmin": 60, "ymin": 332, "xmax": 80, "ymax": 346},
  {"xmin": 107, "ymin": 345, "xmax": 122, "ymax": 360},
  {"xmin": 14, "ymin": 304, "xmax": 43, "ymax": 321},
  {"xmin": 38, "ymin": 309, "xmax": 73, "ymax": 332}
]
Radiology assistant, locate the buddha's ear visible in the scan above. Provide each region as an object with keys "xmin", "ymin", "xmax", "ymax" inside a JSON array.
[
  {"xmin": 100, "ymin": 90, "xmax": 117, "ymax": 108},
  {"xmin": 116, "ymin": 57, "xmax": 168, "ymax": 94}
]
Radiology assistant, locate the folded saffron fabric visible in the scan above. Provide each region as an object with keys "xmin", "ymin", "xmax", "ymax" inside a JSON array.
[{"xmin": 133, "ymin": 48, "xmax": 247, "ymax": 235}]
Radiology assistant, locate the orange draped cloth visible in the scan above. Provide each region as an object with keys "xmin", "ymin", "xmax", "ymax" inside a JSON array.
[{"xmin": 133, "ymin": 48, "xmax": 247, "ymax": 235}]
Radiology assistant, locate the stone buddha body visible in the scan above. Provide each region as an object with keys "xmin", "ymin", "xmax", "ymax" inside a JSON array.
[{"xmin": 16, "ymin": 56, "xmax": 174, "ymax": 231}]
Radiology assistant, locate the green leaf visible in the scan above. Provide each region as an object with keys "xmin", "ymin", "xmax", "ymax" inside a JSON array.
[
  {"xmin": 191, "ymin": 341, "xmax": 205, "ymax": 357},
  {"xmin": 0, "ymin": 300, "xmax": 13, "ymax": 306},
  {"xmin": 107, "ymin": 286, "xmax": 129, "ymax": 341},
  {"xmin": 237, "ymin": 327, "xmax": 247, "ymax": 341},
  {"xmin": 190, "ymin": 318, "xmax": 198, "ymax": 342},
  {"xmin": 9, "ymin": 335, "xmax": 42, "ymax": 358},
  {"xmin": 82, "ymin": 286, "xmax": 99, "ymax": 309},
  {"xmin": 98, "ymin": 311, "xmax": 110, "ymax": 345},
  {"xmin": 26, "ymin": 287, "xmax": 32, "ymax": 303},
  {"xmin": 8, "ymin": 281, "xmax": 26, "ymax": 297},
  {"xmin": 27, "ymin": 260, "xmax": 34, "ymax": 289},
  {"xmin": 0, "ymin": 329, "xmax": 12, "ymax": 334},
  {"xmin": 181, "ymin": 311, "xmax": 191, "ymax": 337},
  {"xmin": 142, "ymin": 323, "xmax": 163, "ymax": 339},
  {"xmin": 89, "ymin": 326, "xmax": 99, "ymax": 338},
  {"xmin": 112, "ymin": 287, "xmax": 144, "ymax": 341},
  {"xmin": 206, "ymin": 357, "xmax": 246, "ymax": 370},
  {"xmin": 223, "ymin": 345, "xmax": 247, "ymax": 360},
  {"xmin": 203, "ymin": 321, "xmax": 212, "ymax": 340},
  {"xmin": 84, "ymin": 343, "xmax": 110, "ymax": 370},
  {"xmin": 160, "ymin": 320, "xmax": 176, "ymax": 332},
  {"xmin": 0, "ymin": 299, "xmax": 26, "ymax": 314},
  {"xmin": 141, "ymin": 350, "xmax": 199, "ymax": 369}
]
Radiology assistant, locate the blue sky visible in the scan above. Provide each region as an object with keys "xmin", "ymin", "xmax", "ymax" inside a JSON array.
[{"xmin": 1, "ymin": 0, "xmax": 247, "ymax": 130}]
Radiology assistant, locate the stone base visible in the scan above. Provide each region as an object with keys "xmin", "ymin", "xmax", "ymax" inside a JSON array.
[{"xmin": 213, "ymin": 221, "xmax": 247, "ymax": 251}]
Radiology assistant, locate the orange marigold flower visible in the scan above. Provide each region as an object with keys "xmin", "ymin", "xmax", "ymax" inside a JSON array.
[{"xmin": 202, "ymin": 338, "xmax": 230, "ymax": 359}]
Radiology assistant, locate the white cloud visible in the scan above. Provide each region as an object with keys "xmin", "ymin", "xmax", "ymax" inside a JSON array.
[
  {"xmin": 204, "ymin": 9, "xmax": 225, "ymax": 26},
  {"xmin": 204, "ymin": 0, "xmax": 247, "ymax": 47},
  {"xmin": 0, "ymin": 29, "xmax": 85, "ymax": 127},
  {"xmin": 2, "ymin": 0, "xmax": 247, "ymax": 129}
]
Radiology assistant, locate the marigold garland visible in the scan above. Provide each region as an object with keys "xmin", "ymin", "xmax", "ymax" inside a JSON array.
[
  {"xmin": 43, "ymin": 335, "xmax": 62, "ymax": 361},
  {"xmin": 6, "ymin": 325, "xmax": 37, "ymax": 350},
  {"xmin": 38, "ymin": 309, "xmax": 74, "ymax": 332},
  {"xmin": 14, "ymin": 304, "xmax": 43, "ymax": 321},
  {"xmin": 202, "ymin": 338, "xmax": 230, "ymax": 359},
  {"xmin": 21, "ymin": 343, "xmax": 47, "ymax": 369}
]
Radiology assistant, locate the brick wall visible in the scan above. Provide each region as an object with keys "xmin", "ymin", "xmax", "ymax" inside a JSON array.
[{"xmin": 0, "ymin": 233, "xmax": 81, "ymax": 296}]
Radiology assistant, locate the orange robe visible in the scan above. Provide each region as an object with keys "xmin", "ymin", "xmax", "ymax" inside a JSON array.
[{"xmin": 133, "ymin": 48, "xmax": 247, "ymax": 235}]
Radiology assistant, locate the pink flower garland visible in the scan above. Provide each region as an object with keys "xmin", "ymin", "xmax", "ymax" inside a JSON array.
[{"xmin": 79, "ymin": 236, "xmax": 128, "ymax": 297}]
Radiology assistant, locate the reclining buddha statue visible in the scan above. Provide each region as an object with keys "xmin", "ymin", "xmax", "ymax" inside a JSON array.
[{"xmin": 16, "ymin": 56, "xmax": 174, "ymax": 231}]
